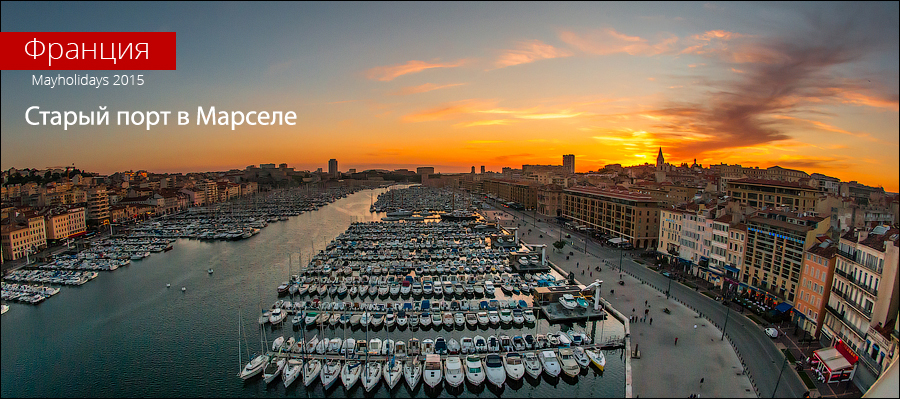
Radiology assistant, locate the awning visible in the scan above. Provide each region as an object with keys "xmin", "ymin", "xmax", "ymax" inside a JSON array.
[
  {"xmin": 608, "ymin": 237, "xmax": 626, "ymax": 244},
  {"xmin": 724, "ymin": 265, "xmax": 740, "ymax": 273},
  {"xmin": 774, "ymin": 302, "xmax": 793, "ymax": 313}
]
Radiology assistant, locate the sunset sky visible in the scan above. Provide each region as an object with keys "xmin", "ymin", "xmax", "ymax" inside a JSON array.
[{"xmin": 2, "ymin": 2, "xmax": 898, "ymax": 191}]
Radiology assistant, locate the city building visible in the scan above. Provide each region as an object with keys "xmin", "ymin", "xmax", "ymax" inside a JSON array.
[
  {"xmin": 822, "ymin": 225, "xmax": 899, "ymax": 380},
  {"xmin": 741, "ymin": 209, "xmax": 830, "ymax": 303},
  {"xmin": 86, "ymin": 187, "xmax": 110, "ymax": 225},
  {"xmin": 563, "ymin": 154, "xmax": 575, "ymax": 175},
  {"xmin": 42, "ymin": 206, "xmax": 86, "ymax": 241},
  {"xmin": 328, "ymin": 159, "xmax": 338, "ymax": 178},
  {"xmin": 727, "ymin": 178, "xmax": 819, "ymax": 212},
  {"xmin": 482, "ymin": 179, "xmax": 538, "ymax": 210},
  {"xmin": 0, "ymin": 211, "xmax": 47, "ymax": 261},
  {"xmin": 796, "ymin": 239, "xmax": 838, "ymax": 339},
  {"xmin": 417, "ymin": 167, "xmax": 435, "ymax": 175},
  {"xmin": 562, "ymin": 186, "xmax": 659, "ymax": 249}
]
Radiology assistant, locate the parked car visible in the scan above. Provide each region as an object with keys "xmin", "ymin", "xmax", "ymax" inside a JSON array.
[{"xmin": 765, "ymin": 328, "xmax": 779, "ymax": 338}]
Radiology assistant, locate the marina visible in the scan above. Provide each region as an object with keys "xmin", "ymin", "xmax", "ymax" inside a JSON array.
[
  {"xmin": 236, "ymin": 186, "xmax": 627, "ymax": 395},
  {"xmin": 1, "ymin": 186, "xmax": 625, "ymax": 398}
]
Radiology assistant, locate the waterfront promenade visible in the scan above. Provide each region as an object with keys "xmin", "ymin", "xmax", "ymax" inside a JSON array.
[{"xmin": 483, "ymin": 206, "xmax": 802, "ymax": 398}]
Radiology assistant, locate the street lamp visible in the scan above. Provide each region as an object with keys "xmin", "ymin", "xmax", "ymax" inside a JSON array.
[
  {"xmin": 721, "ymin": 303, "xmax": 731, "ymax": 340},
  {"xmin": 666, "ymin": 277, "xmax": 672, "ymax": 299},
  {"xmin": 772, "ymin": 353, "xmax": 789, "ymax": 398}
]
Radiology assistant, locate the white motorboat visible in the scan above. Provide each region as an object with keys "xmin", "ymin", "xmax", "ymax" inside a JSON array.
[
  {"xmin": 371, "ymin": 312, "xmax": 385, "ymax": 328},
  {"xmin": 447, "ymin": 338, "xmax": 461, "ymax": 355},
  {"xmin": 540, "ymin": 350, "xmax": 561, "ymax": 377},
  {"xmin": 536, "ymin": 334, "xmax": 549, "ymax": 349},
  {"xmin": 341, "ymin": 360, "xmax": 363, "ymax": 389},
  {"xmin": 329, "ymin": 313, "xmax": 341, "ymax": 326},
  {"xmin": 315, "ymin": 337, "xmax": 328, "ymax": 354},
  {"xmin": 408, "ymin": 338, "xmax": 421, "ymax": 356},
  {"xmin": 420, "ymin": 312, "xmax": 432, "ymax": 327},
  {"xmin": 488, "ymin": 310, "xmax": 500, "ymax": 325},
  {"xmin": 239, "ymin": 354, "xmax": 269, "ymax": 380},
  {"xmin": 444, "ymin": 356, "xmax": 465, "ymax": 387},
  {"xmin": 303, "ymin": 358, "xmax": 321, "ymax": 386},
  {"xmin": 272, "ymin": 336, "xmax": 285, "ymax": 352},
  {"xmin": 385, "ymin": 312, "xmax": 396, "ymax": 327},
  {"xmin": 548, "ymin": 333, "xmax": 560, "ymax": 347},
  {"xmin": 423, "ymin": 354, "xmax": 443, "ymax": 388},
  {"xmin": 362, "ymin": 361, "xmax": 382, "ymax": 392},
  {"xmin": 422, "ymin": 338, "xmax": 435, "ymax": 355},
  {"xmin": 487, "ymin": 335, "xmax": 500, "ymax": 353},
  {"xmin": 477, "ymin": 311, "xmax": 489, "ymax": 326},
  {"xmin": 524, "ymin": 310, "xmax": 537, "ymax": 324},
  {"xmin": 522, "ymin": 351, "xmax": 543, "ymax": 379},
  {"xmin": 382, "ymin": 339, "xmax": 395, "ymax": 356},
  {"xmin": 464, "ymin": 355, "xmax": 485, "ymax": 386},
  {"xmin": 500, "ymin": 335, "xmax": 513, "ymax": 352},
  {"xmin": 474, "ymin": 284, "xmax": 484, "ymax": 296},
  {"xmin": 395, "ymin": 340, "xmax": 407, "ymax": 357},
  {"xmin": 559, "ymin": 294, "xmax": 578, "ymax": 310},
  {"xmin": 368, "ymin": 338, "xmax": 383, "ymax": 356},
  {"xmin": 304, "ymin": 311, "xmax": 318, "ymax": 326},
  {"xmin": 474, "ymin": 335, "xmax": 487, "ymax": 353},
  {"xmin": 328, "ymin": 338, "xmax": 343, "ymax": 354},
  {"xmin": 282, "ymin": 359, "xmax": 303, "ymax": 388},
  {"xmin": 320, "ymin": 358, "xmax": 341, "ymax": 389},
  {"xmin": 572, "ymin": 346, "xmax": 590, "ymax": 367},
  {"xmin": 557, "ymin": 332, "xmax": 572, "ymax": 347},
  {"xmin": 585, "ymin": 349, "xmax": 606, "ymax": 371},
  {"xmin": 465, "ymin": 312, "xmax": 478, "ymax": 326},
  {"xmin": 412, "ymin": 282, "xmax": 422, "ymax": 296},
  {"xmin": 350, "ymin": 313, "xmax": 362, "ymax": 326},
  {"xmin": 397, "ymin": 311, "xmax": 408, "ymax": 327},
  {"xmin": 403, "ymin": 355, "xmax": 422, "ymax": 389},
  {"xmin": 484, "ymin": 353, "xmax": 506, "ymax": 387},
  {"xmin": 454, "ymin": 312, "xmax": 465, "ymax": 326},
  {"xmin": 304, "ymin": 334, "xmax": 319, "ymax": 354},
  {"xmin": 484, "ymin": 281, "xmax": 495, "ymax": 296},
  {"xmin": 503, "ymin": 352, "xmax": 525, "ymax": 381},
  {"xmin": 499, "ymin": 309, "xmax": 513, "ymax": 324},
  {"xmin": 558, "ymin": 348, "xmax": 580, "ymax": 377},
  {"xmin": 378, "ymin": 285, "xmax": 389, "ymax": 297},
  {"xmin": 442, "ymin": 312, "xmax": 454, "ymax": 327},
  {"xmin": 461, "ymin": 337, "xmax": 474, "ymax": 354},
  {"xmin": 342, "ymin": 338, "xmax": 356, "ymax": 355},
  {"xmin": 263, "ymin": 357, "xmax": 285, "ymax": 384},
  {"xmin": 400, "ymin": 281, "xmax": 411, "ymax": 296},
  {"xmin": 269, "ymin": 308, "xmax": 287, "ymax": 324},
  {"xmin": 512, "ymin": 309, "xmax": 525, "ymax": 325},
  {"xmin": 389, "ymin": 282, "xmax": 400, "ymax": 296},
  {"xmin": 409, "ymin": 313, "xmax": 420, "ymax": 327}
]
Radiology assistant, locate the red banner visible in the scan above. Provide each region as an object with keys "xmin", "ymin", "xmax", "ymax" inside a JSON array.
[{"xmin": 1, "ymin": 32, "xmax": 176, "ymax": 70}]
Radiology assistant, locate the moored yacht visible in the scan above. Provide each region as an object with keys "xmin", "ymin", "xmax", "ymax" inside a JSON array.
[
  {"xmin": 464, "ymin": 355, "xmax": 485, "ymax": 386},
  {"xmin": 423, "ymin": 354, "xmax": 443, "ymax": 388},
  {"xmin": 484, "ymin": 353, "xmax": 506, "ymax": 387},
  {"xmin": 444, "ymin": 356, "xmax": 465, "ymax": 387}
]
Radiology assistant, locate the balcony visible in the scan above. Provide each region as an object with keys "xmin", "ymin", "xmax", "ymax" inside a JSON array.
[
  {"xmin": 834, "ymin": 268, "xmax": 879, "ymax": 297},
  {"xmin": 825, "ymin": 305, "xmax": 868, "ymax": 340},
  {"xmin": 830, "ymin": 289, "xmax": 873, "ymax": 319}
]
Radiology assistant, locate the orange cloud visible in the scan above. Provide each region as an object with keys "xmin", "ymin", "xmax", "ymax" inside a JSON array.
[
  {"xmin": 402, "ymin": 99, "xmax": 497, "ymax": 122},
  {"xmin": 494, "ymin": 40, "xmax": 573, "ymax": 69},
  {"xmin": 365, "ymin": 59, "xmax": 467, "ymax": 81},
  {"xmin": 456, "ymin": 120, "xmax": 516, "ymax": 128},
  {"xmin": 840, "ymin": 91, "xmax": 900, "ymax": 111},
  {"xmin": 559, "ymin": 28, "xmax": 678, "ymax": 56},
  {"xmin": 388, "ymin": 83, "xmax": 466, "ymax": 96}
]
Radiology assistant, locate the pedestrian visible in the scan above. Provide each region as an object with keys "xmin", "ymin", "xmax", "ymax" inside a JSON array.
[
  {"xmin": 649, "ymin": 317, "xmax": 653, "ymax": 325},
  {"xmin": 675, "ymin": 337, "xmax": 678, "ymax": 345},
  {"xmin": 632, "ymin": 308, "xmax": 635, "ymax": 313},
  {"xmin": 700, "ymin": 378, "xmax": 704, "ymax": 384},
  {"xmin": 645, "ymin": 308, "xmax": 649, "ymax": 316},
  {"xmin": 694, "ymin": 324, "xmax": 697, "ymax": 329},
  {"xmin": 645, "ymin": 300, "xmax": 648, "ymax": 306}
]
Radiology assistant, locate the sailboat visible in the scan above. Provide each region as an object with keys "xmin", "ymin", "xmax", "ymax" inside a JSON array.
[{"xmin": 238, "ymin": 311, "xmax": 270, "ymax": 380}]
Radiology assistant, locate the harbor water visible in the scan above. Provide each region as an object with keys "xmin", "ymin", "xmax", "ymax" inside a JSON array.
[{"xmin": 1, "ymin": 187, "xmax": 625, "ymax": 398}]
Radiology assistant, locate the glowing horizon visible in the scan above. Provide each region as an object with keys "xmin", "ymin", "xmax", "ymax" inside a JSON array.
[{"xmin": 2, "ymin": 2, "xmax": 897, "ymax": 191}]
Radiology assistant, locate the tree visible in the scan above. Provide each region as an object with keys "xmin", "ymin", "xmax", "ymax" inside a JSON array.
[{"xmin": 553, "ymin": 240, "xmax": 566, "ymax": 252}]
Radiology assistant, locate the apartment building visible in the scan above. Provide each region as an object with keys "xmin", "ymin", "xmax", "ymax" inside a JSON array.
[
  {"xmin": 796, "ymin": 240, "xmax": 838, "ymax": 339},
  {"xmin": 563, "ymin": 186, "xmax": 659, "ymax": 249},
  {"xmin": 482, "ymin": 179, "xmax": 538, "ymax": 210},
  {"xmin": 727, "ymin": 178, "xmax": 819, "ymax": 212},
  {"xmin": 42, "ymin": 206, "xmax": 87, "ymax": 241},
  {"xmin": 822, "ymin": 225, "xmax": 899, "ymax": 377},
  {"xmin": 741, "ymin": 209, "xmax": 830, "ymax": 303},
  {"xmin": 86, "ymin": 187, "xmax": 110, "ymax": 225}
]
